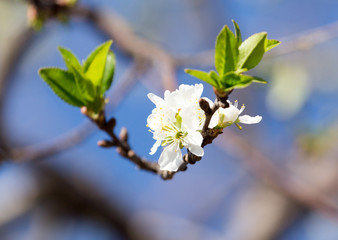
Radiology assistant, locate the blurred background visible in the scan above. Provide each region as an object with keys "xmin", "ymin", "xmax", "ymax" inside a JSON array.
[{"xmin": 1, "ymin": 0, "xmax": 338, "ymax": 239}]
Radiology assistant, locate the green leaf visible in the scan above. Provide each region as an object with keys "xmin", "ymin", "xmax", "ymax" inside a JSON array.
[
  {"xmin": 215, "ymin": 25, "xmax": 238, "ymax": 76},
  {"xmin": 100, "ymin": 51, "xmax": 116, "ymax": 95},
  {"xmin": 185, "ymin": 69, "xmax": 218, "ymax": 88},
  {"xmin": 208, "ymin": 71, "xmax": 221, "ymax": 89},
  {"xmin": 265, "ymin": 39, "xmax": 281, "ymax": 52},
  {"xmin": 233, "ymin": 75, "xmax": 255, "ymax": 89},
  {"xmin": 237, "ymin": 32, "xmax": 267, "ymax": 70},
  {"xmin": 39, "ymin": 67, "xmax": 84, "ymax": 107},
  {"xmin": 70, "ymin": 65, "xmax": 96, "ymax": 103},
  {"xmin": 219, "ymin": 72, "xmax": 255, "ymax": 91},
  {"xmin": 252, "ymin": 76, "xmax": 267, "ymax": 84},
  {"xmin": 58, "ymin": 46, "xmax": 82, "ymax": 71},
  {"xmin": 232, "ymin": 20, "xmax": 242, "ymax": 46},
  {"xmin": 220, "ymin": 72, "xmax": 241, "ymax": 89},
  {"xmin": 83, "ymin": 40, "xmax": 113, "ymax": 86}
]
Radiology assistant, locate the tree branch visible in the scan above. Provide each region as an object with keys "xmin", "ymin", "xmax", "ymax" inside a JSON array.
[{"xmin": 83, "ymin": 92, "xmax": 231, "ymax": 180}]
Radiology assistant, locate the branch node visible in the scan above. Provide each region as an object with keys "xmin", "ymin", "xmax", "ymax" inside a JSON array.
[
  {"xmin": 213, "ymin": 88, "xmax": 232, "ymax": 107},
  {"xmin": 127, "ymin": 150, "xmax": 135, "ymax": 158},
  {"xmin": 116, "ymin": 147, "xmax": 128, "ymax": 157}
]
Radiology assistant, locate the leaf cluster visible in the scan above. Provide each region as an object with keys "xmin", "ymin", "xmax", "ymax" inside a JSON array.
[
  {"xmin": 39, "ymin": 40, "xmax": 115, "ymax": 114},
  {"xmin": 186, "ymin": 20, "xmax": 280, "ymax": 92}
]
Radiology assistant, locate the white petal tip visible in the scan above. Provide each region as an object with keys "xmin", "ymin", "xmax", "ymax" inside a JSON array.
[{"xmin": 239, "ymin": 115, "xmax": 262, "ymax": 124}]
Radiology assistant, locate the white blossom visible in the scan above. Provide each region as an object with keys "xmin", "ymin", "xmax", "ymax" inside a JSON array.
[
  {"xmin": 209, "ymin": 100, "xmax": 262, "ymax": 129},
  {"xmin": 147, "ymin": 84, "xmax": 205, "ymax": 171}
]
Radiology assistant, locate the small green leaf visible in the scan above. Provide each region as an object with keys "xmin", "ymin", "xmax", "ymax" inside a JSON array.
[
  {"xmin": 39, "ymin": 67, "xmax": 84, "ymax": 107},
  {"xmin": 220, "ymin": 72, "xmax": 241, "ymax": 89},
  {"xmin": 100, "ymin": 51, "xmax": 116, "ymax": 95},
  {"xmin": 83, "ymin": 40, "xmax": 113, "ymax": 86},
  {"xmin": 208, "ymin": 70, "xmax": 221, "ymax": 89},
  {"xmin": 233, "ymin": 75, "xmax": 254, "ymax": 89},
  {"xmin": 215, "ymin": 25, "xmax": 238, "ymax": 76},
  {"xmin": 237, "ymin": 32, "xmax": 267, "ymax": 70},
  {"xmin": 252, "ymin": 76, "xmax": 268, "ymax": 84},
  {"xmin": 219, "ymin": 72, "xmax": 256, "ymax": 91},
  {"xmin": 185, "ymin": 69, "xmax": 218, "ymax": 87},
  {"xmin": 265, "ymin": 39, "xmax": 281, "ymax": 52},
  {"xmin": 70, "ymin": 65, "xmax": 96, "ymax": 103},
  {"xmin": 232, "ymin": 20, "xmax": 242, "ymax": 46},
  {"xmin": 58, "ymin": 46, "xmax": 82, "ymax": 71}
]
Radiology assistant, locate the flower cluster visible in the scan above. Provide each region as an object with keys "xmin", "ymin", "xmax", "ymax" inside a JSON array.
[{"xmin": 147, "ymin": 84, "xmax": 261, "ymax": 171}]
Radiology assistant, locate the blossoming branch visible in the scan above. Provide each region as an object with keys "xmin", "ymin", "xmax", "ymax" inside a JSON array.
[{"xmin": 38, "ymin": 21, "xmax": 279, "ymax": 179}]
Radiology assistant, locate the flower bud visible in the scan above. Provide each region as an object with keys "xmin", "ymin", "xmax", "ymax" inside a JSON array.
[
  {"xmin": 106, "ymin": 118, "xmax": 116, "ymax": 131},
  {"xmin": 119, "ymin": 127, "xmax": 128, "ymax": 142},
  {"xmin": 199, "ymin": 98, "xmax": 212, "ymax": 115},
  {"xmin": 97, "ymin": 140, "xmax": 115, "ymax": 148}
]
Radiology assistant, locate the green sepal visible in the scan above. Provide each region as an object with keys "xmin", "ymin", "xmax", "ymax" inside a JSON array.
[
  {"xmin": 83, "ymin": 40, "xmax": 113, "ymax": 87},
  {"xmin": 39, "ymin": 67, "xmax": 84, "ymax": 107},
  {"xmin": 58, "ymin": 46, "xmax": 82, "ymax": 71},
  {"xmin": 237, "ymin": 32, "xmax": 267, "ymax": 70},
  {"xmin": 100, "ymin": 51, "xmax": 116, "ymax": 95},
  {"xmin": 215, "ymin": 25, "xmax": 238, "ymax": 76},
  {"xmin": 265, "ymin": 39, "xmax": 281, "ymax": 52},
  {"xmin": 232, "ymin": 20, "xmax": 242, "ymax": 46}
]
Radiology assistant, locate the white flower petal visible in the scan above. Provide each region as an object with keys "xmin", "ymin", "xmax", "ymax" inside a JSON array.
[
  {"xmin": 150, "ymin": 139, "xmax": 161, "ymax": 155},
  {"xmin": 223, "ymin": 105, "xmax": 240, "ymax": 122},
  {"xmin": 239, "ymin": 115, "xmax": 262, "ymax": 124},
  {"xmin": 209, "ymin": 110, "xmax": 219, "ymax": 128},
  {"xmin": 164, "ymin": 84, "xmax": 203, "ymax": 110},
  {"xmin": 187, "ymin": 144, "xmax": 204, "ymax": 157},
  {"xmin": 209, "ymin": 118, "xmax": 218, "ymax": 128},
  {"xmin": 185, "ymin": 131, "xmax": 203, "ymax": 146},
  {"xmin": 179, "ymin": 84, "xmax": 203, "ymax": 103},
  {"xmin": 180, "ymin": 107, "xmax": 199, "ymax": 130},
  {"xmin": 158, "ymin": 144, "xmax": 183, "ymax": 171},
  {"xmin": 147, "ymin": 93, "xmax": 165, "ymax": 106}
]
